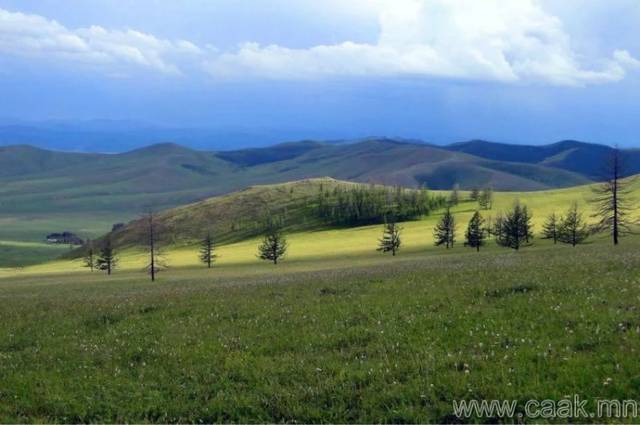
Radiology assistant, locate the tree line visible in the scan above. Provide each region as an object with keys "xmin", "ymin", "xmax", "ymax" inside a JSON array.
[
  {"xmin": 82, "ymin": 151, "xmax": 635, "ymax": 279},
  {"xmin": 316, "ymin": 184, "xmax": 447, "ymax": 225}
]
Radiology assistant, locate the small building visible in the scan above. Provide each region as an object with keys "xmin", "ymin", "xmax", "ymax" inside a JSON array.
[{"xmin": 45, "ymin": 231, "xmax": 84, "ymax": 245}]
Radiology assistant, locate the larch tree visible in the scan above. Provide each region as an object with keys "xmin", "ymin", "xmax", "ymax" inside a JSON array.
[
  {"xmin": 558, "ymin": 202, "xmax": 590, "ymax": 247},
  {"xmin": 479, "ymin": 187, "xmax": 493, "ymax": 210},
  {"xmin": 591, "ymin": 148, "xmax": 636, "ymax": 245},
  {"xmin": 96, "ymin": 236, "xmax": 117, "ymax": 275},
  {"xmin": 377, "ymin": 217, "xmax": 401, "ymax": 256},
  {"xmin": 434, "ymin": 207, "xmax": 456, "ymax": 249},
  {"xmin": 141, "ymin": 212, "xmax": 167, "ymax": 282},
  {"xmin": 258, "ymin": 224, "xmax": 288, "ymax": 264},
  {"xmin": 83, "ymin": 239, "xmax": 95, "ymax": 272},
  {"xmin": 449, "ymin": 184, "xmax": 460, "ymax": 206},
  {"xmin": 495, "ymin": 202, "xmax": 533, "ymax": 251},
  {"xmin": 541, "ymin": 212, "xmax": 560, "ymax": 244},
  {"xmin": 465, "ymin": 211, "xmax": 486, "ymax": 252},
  {"xmin": 199, "ymin": 231, "xmax": 217, "ymax": 268},
  {"xmin": 521, "ymin": 205, "xmax": 533, "ymax": 243}
]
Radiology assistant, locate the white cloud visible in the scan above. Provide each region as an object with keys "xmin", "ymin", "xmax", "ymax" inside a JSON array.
[
  {"xmin": 0, "ymin": 2, "xmax": 638, "ymax": 85},
  {"xmin": 204, "ymin": 0, "xmax": 638, "ymax": 86},
  {"xmin": 0, "ymin": 8, "xmax": 201, "ymax": 75}
]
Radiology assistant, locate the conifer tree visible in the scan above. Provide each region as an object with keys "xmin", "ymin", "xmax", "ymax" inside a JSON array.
[
  {"xmin": 141, "ymin": 212, "xmax": 166, "ymax": 282},
  {"xmin": 83, "ymin": 239, "xmax": 95, "ymax": 272},
  {"xmin": 521, "ymin": 205, "xmax": 533, "ymax": 243},
  {"xmin": 449, "ymin": 184, "xmax": 460, "ymax": 206},
  {"xmin": 541, "ymin": 212, "xmax": 560, "ymax": 244},
  {"xmin": 199, "ymin": 231, "xmax": 217, "ymax": 268},
  {"xmin": 558, "ymin": 203, "xmax": 590, "ymax": 247},
  {"xmin": 495, "ymin": 202, "xmax": 533, "ymax": 250},
  {"xmin": 479, "ymin": 187, "xmax": 493, "ymax": 210},
  {"xmin": 465, "ymin": 211, "xmax": 485, "ymax": 251},
  {"xmin": 591, "ymin": 148, "xmax": 636, "ymax": 245},
  {"xmin": 470, "ymin": 187, "xmax": 480, "ymax": 201},
  {"xmin": 434, "ymin": 207, "xmax": 456, "ymax": 249},
  {"xmin": 258, "ymin": 224, "xmax": 288, "ymax": 264},
  {"xmin": 377, "ymin": 217, "xmax": 401, "ymax": 256},
  {"xmin": 96, "ymin": 236, "xmax": 117, "ymax": 275}
]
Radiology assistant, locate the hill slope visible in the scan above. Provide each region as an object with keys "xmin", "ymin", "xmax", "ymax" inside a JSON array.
[
  {"xmin": 1, "ymin": 138, "xmax": 624, "ymax": 217},
  {"xmin": 1, "ymin": 138, "xmax": 638, "ymax": 255}
]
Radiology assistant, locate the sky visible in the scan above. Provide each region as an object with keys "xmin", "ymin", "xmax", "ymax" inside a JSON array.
[{"xmin": 0, "ymin": 0, "xmax": 639, "ymax": 146}]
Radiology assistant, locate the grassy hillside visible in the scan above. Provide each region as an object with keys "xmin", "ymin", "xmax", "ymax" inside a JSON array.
[
  {"xmin": 4, "ymin": 175, "xmax": 638, "ymax": 277},
  {"xmin": 1, "ymin": 139, "xmax": 637, "ymax": 267},
  {"xmin": 1, "ymin": 237, "xmax": 639, "ymax": 422},
  {"xmin": 0, "ymin": 138, "xmax": 631, "ymax": 221}
]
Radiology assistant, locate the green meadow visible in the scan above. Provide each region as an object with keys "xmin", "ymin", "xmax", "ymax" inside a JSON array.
[
  {"xmin": 2, "ymin": 177, "xmax": 637, "ymax": 277},
  {"xmin": 1, "ymin": 178, "xmax": 639, "ymax": 422},
  {"xmin": 1, "ymin": 237, "xmax": 640, "ymax": 422}
]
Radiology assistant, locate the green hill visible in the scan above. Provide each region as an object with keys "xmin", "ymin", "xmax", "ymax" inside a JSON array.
[
  {"xmin": 1, "ymin": 138, "xmax": 638, "ymax": 267},
  {"xmin": 95, "ymin": 178, "xmax": 445, "ymax": 249}
]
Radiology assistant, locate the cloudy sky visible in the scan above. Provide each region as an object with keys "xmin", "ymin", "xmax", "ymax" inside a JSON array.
[{"xmin": 1, "ymin": 0, "xmax": 639, "ymax": 145}]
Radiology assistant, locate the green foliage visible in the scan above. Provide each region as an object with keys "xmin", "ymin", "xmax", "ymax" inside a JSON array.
[
  {"xmin": 465, "ymin": 211, "xmax": 485, "ymax": 251},
  {"xmin": 83, "ymin": 240, "xmax": 95, "ymax": 272},
  {"xmin": 377, "ymin": 218, "xmax": 401, "ymax": 256},
  {"xmin": 478, "ymin": 187, "xmax": 493, "ymax": 210},
  {"xmin": 258, "ymin": 226, "xmax": 288, "ymax": 264},
  {"xmin": 449, "ymin": 184, "xmax": 460, "ymax": 206},
  {"xmin": 434, "ymin": 207, "xmax": 456, "ymax": 249},
  {"xmin": 316, "ymin": 184, "xmax": 445, "ymax": 226},
  {"xmin": 199, "ymin": 232, "xmax": 217, "ymax": 268},
  {"xmin": 558, "ymin": 203, "xmax": 590, "ymax": 247},
  {"xmin": 541, "ymin": 212, "xmax": 560, "ymax": 244},
  {"xmin": 470, "ymin": 187, "xmax": 480, "ymax": 201},
  {"xmin": 495, "ymin": 202, "xmax": 533, "ymax": 250},
  {"xmin": 95, "ymin": 237, "xmax": 117, "ymax": 275}
]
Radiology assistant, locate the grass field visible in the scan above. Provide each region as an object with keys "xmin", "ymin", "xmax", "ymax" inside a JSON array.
[
  {"xmin": 2, "ymin": 176, "xmax": 638, "ymax": 277},
  {"xmin": 1, "ymin": 237, "xmax": 639, "ymax": 422}
]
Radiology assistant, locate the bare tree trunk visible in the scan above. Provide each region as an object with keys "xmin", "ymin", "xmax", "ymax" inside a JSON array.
[{"xmin": 149, "ymin": 214, "xmax": 156, "ymax": 282}]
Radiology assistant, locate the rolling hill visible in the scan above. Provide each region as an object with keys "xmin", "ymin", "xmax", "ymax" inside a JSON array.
[
  {"xmin": 1, "ymin": 137, "xmax": 639, "ymax": 256},
  {"xmin": 2, "ymin": 138, "xmax": 634, "ymax": 216}
]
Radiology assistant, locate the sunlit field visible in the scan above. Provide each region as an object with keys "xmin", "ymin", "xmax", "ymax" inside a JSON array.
[{"xmin": 2, "ymin": 179, "xmax": 638, "ymax": 278}]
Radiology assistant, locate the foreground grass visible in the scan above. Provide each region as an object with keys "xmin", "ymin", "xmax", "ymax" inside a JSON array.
[{"xmin": 1, "ymin": 239, "xmax": 639, "ymax": 422}]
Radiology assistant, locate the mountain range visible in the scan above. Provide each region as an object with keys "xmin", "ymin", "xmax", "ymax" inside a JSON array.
[{"xmin": 1, "ymin": 138, "xmax": 639, "ymax": 217}]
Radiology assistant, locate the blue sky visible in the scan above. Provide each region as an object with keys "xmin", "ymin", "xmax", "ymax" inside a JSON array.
[{"xmin": 1, "ymin": 0, "xmax": 639, "ymax": 146}]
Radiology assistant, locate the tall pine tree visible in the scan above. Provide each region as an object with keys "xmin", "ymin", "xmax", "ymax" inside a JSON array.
[
  {"xmin": 434, "ymin": 207, "xmax": 456, "ymax": 249},
  {"xmin": 96, "ymin": 236, "xmax": 117, "ymax": 275},
  {"xmin": 83, "ymin": 239, "xmax": 95, "ymax": 272},
  {"xmin": 258, "ymin": 225, "xmax": 288, "ymax": 265},
  {"xmin": 199, "ymin": 231, "xmax": 217, "ymax": 268},
  {"xmin": 377, "ymin": 217, "xmax": 401, "ymax": 256},
  {"xmin": 558, "ymin": 203, "xmax": 590, "ymax": 247},
  {"xmin": 541, "ymin": 212, "xmax": 560, "ymax": 244},
  {"xmin": 465, "ymin": 211, "xmax": 485, "ymax": 251},
  {"xmin": 495, "ymin": 202, "xmax": 533, "ymax": 250},
  {"xmin": 591, "ymin": 148, "xmax": 636, "ymax": 245}
]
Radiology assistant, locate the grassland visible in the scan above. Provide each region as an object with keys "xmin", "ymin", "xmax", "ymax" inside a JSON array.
[
  {"xmin": 3, "ymin": 175, "xmax": 638, "ymax": 277},
  {"xmin": 1, "ymin": 237, "xmax": 639, "ymax": 422}
]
